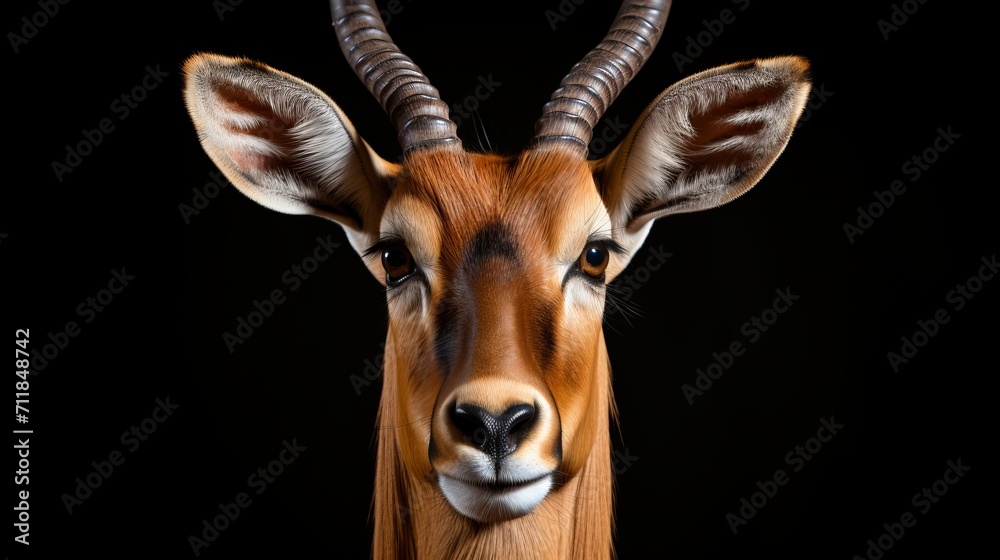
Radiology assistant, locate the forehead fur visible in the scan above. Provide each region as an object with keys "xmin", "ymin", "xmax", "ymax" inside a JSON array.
[{"xmin": 397, "ymin": 149, "xmax": 604, "ymax": 264}]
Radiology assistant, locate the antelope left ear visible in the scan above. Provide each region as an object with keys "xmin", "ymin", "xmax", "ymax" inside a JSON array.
[{"xmin": 594, "ymin": 56, "xmax": 811, "ymax": 255}]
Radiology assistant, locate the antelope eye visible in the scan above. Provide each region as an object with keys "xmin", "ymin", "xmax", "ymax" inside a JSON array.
[
  {"xmin": 381, "ymin": 244, "xmax": 415, "ymax": 285},
  {"xmin": 579, "ymin": 244, "xmax": 609, "ymax": 279}
]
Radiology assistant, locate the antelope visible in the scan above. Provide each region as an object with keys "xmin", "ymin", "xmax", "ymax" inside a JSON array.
[{"xmin": 183, "ymin": 0, "xmax": 810, "ymax": 557}]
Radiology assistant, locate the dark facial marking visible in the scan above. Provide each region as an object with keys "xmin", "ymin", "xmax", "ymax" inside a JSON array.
[
  {"xmin": 433, "ymin": 222, "xmax": 521, "ymax": 373},
  {"xmin": 463, "ymin": 221, "xmax": 519, "ymax": 273}
]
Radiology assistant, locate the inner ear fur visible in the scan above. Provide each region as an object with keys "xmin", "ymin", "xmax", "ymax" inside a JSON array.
[{"xmin": 596, "ymin": 56, "xmax": 811, "ymax": 241}]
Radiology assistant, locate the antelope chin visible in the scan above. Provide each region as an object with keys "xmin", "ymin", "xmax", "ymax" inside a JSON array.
[{"xmin": 439, "ymin": 473, "xmax": 554, "ymax": 523}]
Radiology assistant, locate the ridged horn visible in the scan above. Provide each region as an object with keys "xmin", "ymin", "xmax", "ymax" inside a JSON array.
[
  {"xmin": 532, "ymin": 0, "xmax": 672, "ymax": 155},
  {"xmin": 330, "ymin": 0, "xmax": 461, "ymax": 154}
]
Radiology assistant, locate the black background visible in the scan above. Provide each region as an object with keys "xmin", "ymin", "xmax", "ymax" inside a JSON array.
[{"xmin": 7, "ymin": 0, "xmax": 993, "ymax": 558}]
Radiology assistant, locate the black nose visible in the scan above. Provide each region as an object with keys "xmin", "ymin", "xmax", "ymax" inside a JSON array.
[{"xmin": 451, "ymin": 403, "xmax": 536, "ymax": 461}]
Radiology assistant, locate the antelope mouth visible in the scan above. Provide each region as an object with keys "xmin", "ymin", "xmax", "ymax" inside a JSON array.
[{"xmin": 438, "ymin": 472, "xmax": 554, "ymax": 523}]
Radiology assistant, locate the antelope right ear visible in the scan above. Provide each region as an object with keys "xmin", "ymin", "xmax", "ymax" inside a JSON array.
[
  {"xmin": 595, "ymin": 56, "xmax": 811, "ymax": 257},
  {"xmin": 182, "ymin": 53, "xmax": 399, "ymax": 266}
]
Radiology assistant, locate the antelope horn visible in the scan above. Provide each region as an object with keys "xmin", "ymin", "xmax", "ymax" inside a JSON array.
[
  {"xmin": 532, "ymin": 0, "xmax": 672, "ymax": 154},
  {"xmin": 330, "ymin": 0, "xmax": 461, "ymax": 154}
]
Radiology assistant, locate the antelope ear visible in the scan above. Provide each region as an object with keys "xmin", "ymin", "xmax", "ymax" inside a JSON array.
[
  {"xmin": 182, "ymin": 53, "xmax": 398, "ymax": 260},
  {"xmin": 595, "ymin": 56, "xmax": 811, "ymax": 255}
]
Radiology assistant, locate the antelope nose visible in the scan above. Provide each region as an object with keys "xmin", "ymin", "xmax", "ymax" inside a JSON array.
[{"xmin": 451, "ymin": 403, "xmax": 536, "ymax": 461}]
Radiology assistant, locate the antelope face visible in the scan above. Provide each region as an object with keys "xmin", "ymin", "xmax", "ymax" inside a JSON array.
[
  {"xmin": 379, "ymin": 150, "xmax": 618, "ymax": 521},
  {"xmin": 184, "ymin": 0, "xmax": 810, "ymax": 528}
]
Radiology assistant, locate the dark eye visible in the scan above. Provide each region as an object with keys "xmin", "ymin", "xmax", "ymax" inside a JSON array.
[
  {"xmin": 579, "ymin": 244, "xmax": 609, "ymax": 279},
  {"xmin": 381, "ymin": 244, "xmax": 416, "ymax": 286}
]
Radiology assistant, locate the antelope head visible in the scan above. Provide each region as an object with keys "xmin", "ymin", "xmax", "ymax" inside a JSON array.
[{"xmin": 184, "ymin": 0, "xmax": 809, "ymax": 555}]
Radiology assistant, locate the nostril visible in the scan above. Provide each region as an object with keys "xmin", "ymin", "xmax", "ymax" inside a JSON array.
[
  {"xmin": 504, "ymin": 404, "xmax": 536, "ymax": 442},
  {"xmin": 450, "ymin": 403, "xmax": 537, "ymax": 460},
  {"xmin": 451, "ymin": 405, "xmax": 493, "ymax": 451}
]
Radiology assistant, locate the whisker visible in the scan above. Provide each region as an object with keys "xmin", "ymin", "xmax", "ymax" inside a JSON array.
[{"xmin": 379, "ymin": 416, "xmax": 432, "ymax": 431}]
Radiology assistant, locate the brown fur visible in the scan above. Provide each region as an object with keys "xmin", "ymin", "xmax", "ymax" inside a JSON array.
[
  {"xmin": 373, "ymin": 328, "xmax": 616, "ymax": 560},
  {"xmin": 369, "ymin": 149, "xmax": 618, "ymax": 559}
]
